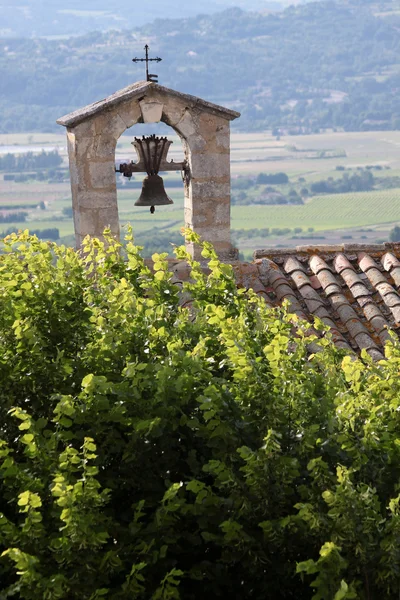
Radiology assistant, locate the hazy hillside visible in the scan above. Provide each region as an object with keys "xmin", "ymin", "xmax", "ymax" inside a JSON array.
[
  {"xmin": 0, "ymin": 0, "xmax": 399, "ymax": 134},
  {"xmin": 0, "ymin": 0, "xmax": 314, "ymax": 38}
]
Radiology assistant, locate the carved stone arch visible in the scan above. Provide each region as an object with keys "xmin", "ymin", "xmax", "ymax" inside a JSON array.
[{"xmin": 57, "ymin": 81, "xmax": 240, "ymax": 259}]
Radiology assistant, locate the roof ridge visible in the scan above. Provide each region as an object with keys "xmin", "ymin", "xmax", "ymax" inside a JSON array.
[
  {"xmin": 57, "ymin": 80, "xmax": 240, "ymax": 128},
  {"xmin": 254, "ymin": 242, "xmax": 400, "ymax": 260}
]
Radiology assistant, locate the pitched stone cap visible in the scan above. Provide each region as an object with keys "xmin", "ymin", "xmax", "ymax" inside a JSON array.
[{"xmin": 57, "ymin": 80, "xmax": 241, "ymax": 128}]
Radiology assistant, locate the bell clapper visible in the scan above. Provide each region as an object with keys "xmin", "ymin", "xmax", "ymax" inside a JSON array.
[{"xmin": 150, "ymin": 206, "xmax": 155, "ymax": 214}]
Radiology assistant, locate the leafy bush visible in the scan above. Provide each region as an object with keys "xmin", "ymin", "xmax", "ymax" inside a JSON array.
[
  {"xmin": 0, "ymin": 151, "xmax": 62, "ymax": 173},
  {"xmin": 389, "ymin": 225, "xmax": 400, "ymax": 242},
  {"xmin": 256, "ymin": 172, "xmax": 289, "ymax": 185},
  {"xmin": 310, "ymin": 171, "xmax": 374, "ymax": 195},
  {"xmin": 0, "ymin": 227, "xmax": 59, "ymax": 240},
  {"xmin": 232, "ymin": 228, "xmax": 271, "ymax": 241},
  {"xmin": 2, "ymin": 230, "xmax": 400, "ymax": 599},
  {"xmin": 0, "ymin": 212, "xmax": 27, "ymax": 224}
]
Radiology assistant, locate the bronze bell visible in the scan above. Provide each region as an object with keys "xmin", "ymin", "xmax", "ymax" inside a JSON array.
[{"xmin": 134, "ymin": 174, "xmax": 173, "ymax": 214}]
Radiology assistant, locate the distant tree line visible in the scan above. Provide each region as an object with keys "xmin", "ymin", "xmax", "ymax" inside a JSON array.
[
  {"xmin": 390, "ymin": 226, "xmax": 400, "ymax": 243},
  {"xmin": 309, "ymin": 170, "xmax": 375, "ymax": 194},
  {"xmin": 1, "ymin": 226, "xmax": 60, "ymax": 240},
  {"xmin": 4, "ymin": 169, "xmax": 67, "ymax": 183},
  {"xmin": 232, "ymin": 188, "xmax": 304, "ymax": 206},
  {"xmin": 0, "ymin": 212, "xmax": 27, "ymax": 223},
  {"xmin": 231, "ymin": 167, "xmax": 392, "ymax": 208},
  {"xmin": 232, "ymin": 172, "xmax": 289, "ymax": 191},
  {"xmin": 0, "ymin": 150, "xmax": 62, "ymax": 172}
]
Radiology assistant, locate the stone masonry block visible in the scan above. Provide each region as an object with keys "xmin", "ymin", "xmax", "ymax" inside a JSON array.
[
  {"xmin": 89, "ymin": 161, "xmax": 117, "ymax": 189},
  {"xmin": 184, "ymin": 134, "xmax": 207, "ymax": 154},
  {"xmin": 74, "ymin": 208, "xmax": 100, "ymax": 237},
  {"xmin": 189, "ymin": 154, "xmax": 230, "ymax": 179},
  {"xmin": 117, "ymin": 101, "xmax": 142, "ymax": 129},
  {"xmin": 190, "ymin": 198, "xmax": 230, "ymax": 229},
  {"xmin": 194, "ymin": 225, "xmax": 231, "ymax": 243},
  {"xmin": 97, "ymin": 206, "xmax": 120, "ymax": 235},
  {"xmin": 175, "ymin": 110, "xmax": 198, "ymax": 138},
  {"xmin": 70, "ymin": 119, "xmax": 96, "ymax": 138},
  {"xmin": 74, "ymin": 190, "xmax": 116, "ymax": 210},
  {"xmin": 67, "ymin": 134, "xmax": 79, "ymax": 188},
  {"xmin": 73, "ymin": 136, "xmax": 99, "ymax": 162},
  {"xmin": 197, "ymin": 113, "xmax": 226, "ymax": 138},
  {"xmin": 89, "ymin": 135, "xmax": 117, "ymax": 160},
  {"xmin": 93, "ymin": 111, "xmax": 127, "ymax": 138},
  {"xmin": 76, "ymin": 206, "xmax": 119, "ymax": 238},
  {"xmin": 190, "ymin": 180, "xmax": 230, "ymax": 199},
  {"xmin": 139, "ymin": 100, "xmax": 163, "ymax": 123},
  {"xmin": 215, "ymin": 124, "xmax": 230, "ymax": 151},
  {"xmin": 161, "ymin": 96, "xmax": 187, "ymax": 127}
]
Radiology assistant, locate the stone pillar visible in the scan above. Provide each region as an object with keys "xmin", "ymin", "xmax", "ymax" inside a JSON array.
[
  {"xmin": 164, "ymin": 103, "xmax": 238, "ymax": 261},
  {"xmin": 66, "ymin": 106, "xmax": 141, "ymax": 247}
]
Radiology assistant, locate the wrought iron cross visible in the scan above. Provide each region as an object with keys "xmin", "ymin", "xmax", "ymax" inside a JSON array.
[{"xmin": 132, "ymin": 44, "xmax": 162, "ymax": 83}]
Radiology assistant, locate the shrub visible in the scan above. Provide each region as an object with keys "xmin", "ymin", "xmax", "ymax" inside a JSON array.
[
  {"xmin": 0, "ymin": 211, "xmax": 27, "ymax": 224},
  {"xmin": 1, "ymin": 230, "xmax": 400, "ymax": 598},
  {"xmin": 28, "ymin": 227, "xmax": 60, "ymax": 240},
  {"xmin": 256, "ymin": 172, "xmax": 289, "ymax": 185},
  {"xmin": 389, "ymin": 225, "xmax": 400, "ymax": 242},
  {"xmin": 62, "ymin": 206, "xmax": 73, "ymax": 218}
]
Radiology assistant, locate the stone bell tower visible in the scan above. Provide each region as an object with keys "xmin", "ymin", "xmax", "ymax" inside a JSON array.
[{"xmin": 57, "ymin": 76, "xmax": 240, "ymax": 259}]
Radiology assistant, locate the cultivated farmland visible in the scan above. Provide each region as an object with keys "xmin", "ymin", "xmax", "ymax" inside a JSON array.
[{"xmin": 2, "ymin": 130, "xmax": 400, "ymax": 256}]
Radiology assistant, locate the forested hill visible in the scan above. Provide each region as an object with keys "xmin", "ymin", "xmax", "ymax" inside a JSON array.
[
  {"xmin": 0, "ymin": 0, "xmax": 313, "ymax": 38},
  {"xmin": 1, "ymin": 0, "xmax": 400, "ymax": 134}
]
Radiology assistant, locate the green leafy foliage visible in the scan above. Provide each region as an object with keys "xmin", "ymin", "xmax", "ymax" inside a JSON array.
[{"xmin": 1, "ymin": 228, "xmax": 400, "ymax": 598}]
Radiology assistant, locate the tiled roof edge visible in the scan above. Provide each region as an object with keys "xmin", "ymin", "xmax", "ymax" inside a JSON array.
[{"xmin": 254, "ymin": 242, "xmax": 400, "ymax": 260}]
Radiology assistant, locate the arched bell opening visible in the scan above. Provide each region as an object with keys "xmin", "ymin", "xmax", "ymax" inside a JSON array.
[
  {"xmin": 59, "ymin": 82, "xmax": 239, "ymax": 259},
  {"xmin": 115, "ymin": 122, "xmax": 187, "ymax": 257}
]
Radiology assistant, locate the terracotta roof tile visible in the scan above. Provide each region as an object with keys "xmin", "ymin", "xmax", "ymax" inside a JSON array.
[
  {"xmin": 258, "ymin": 259, "xmax": 307, "ymax": 318},
  {"xmin": 382, "ymin": 252, "xmax": 400, "ymax": 272},
  {"xmin": 165, "ymin": 244, "xmax": 400, "ymax": 360},
  {"xmin": 364, "ymin": 267, "xmax": 390, "ymax": 288},
  {"xmin": 333, "ymin": 254, "xmax": 354, "ymax": 274},
  {"xmin": 249, "ymin": 243, "xmax": 400, "ymax": 358},
  {"xmin": 349, "ymin": 283, "xmax": 371, "ymax": 299},
  {"xmin": 382, "ymin": 255, "xmax": 400, "ymax": 288},
  {"xmin": 309, "ymin": 255, "xmax": 335, "ymax": 274},
  {"xmin": 309, "ymin": 275, "xmax": 323, "ymax": 289},
  {"xmin": 311, "ymin": 269, "xmax": 341, "ymax": 296},
  {"xmin": 366, "ymin": 348, "xmax": 385, "ymax": 361},
  {"xmin": 389, "ymin": 268, "xmax": 400, "ymax": 287}
]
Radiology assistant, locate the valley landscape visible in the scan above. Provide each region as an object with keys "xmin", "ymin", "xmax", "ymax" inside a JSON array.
[
  {"xmin": 1, "ymin": 0, "xmax": 400, "ymax": 257},
  {"xmin": 4, "ymin": 2, "xmax": 400, "ymax": 597},
  {"xmin": 2, "ymin": 128, "xmax": 400, "ymax": 258}
]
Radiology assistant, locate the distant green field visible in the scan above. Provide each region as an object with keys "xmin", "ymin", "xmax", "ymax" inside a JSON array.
[
  {"xmin": 3, "ymin": 182, "xmax": 400, "ymax": 241},
  {"xmin": 232, "ymin": 188, "xmax": 400, "ymax": 231},
  {"xmin": 119, "ymin": 188, "xmax": 400, "ymax": 233},
  {"xmin": 3, "ymin": 130, "xmax": 400, "ymax": 249}
]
